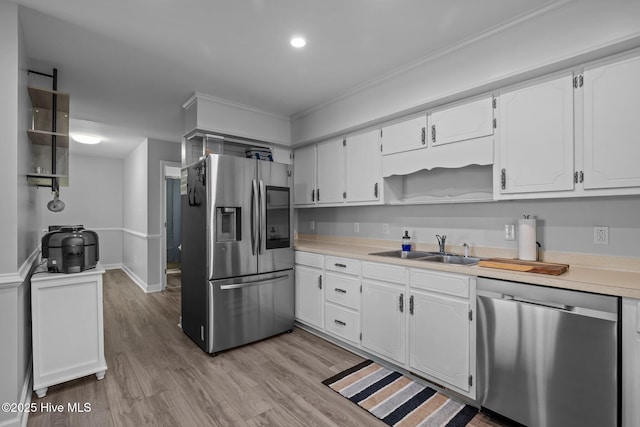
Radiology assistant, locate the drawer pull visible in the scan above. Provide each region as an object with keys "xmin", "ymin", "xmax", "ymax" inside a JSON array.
[
  {"xmin": 334, "ymin": 319, "xmax": 346, "ymax": 326},
  {"xmin": 318, "ymin": 275, "xmax": 322, "ymax": 289},
  {"xmin": 334, "ymin": 263, "xmax": 347, "ymax": 268},
  {"xmin": 334, "ymin": 288, "xmax": 347, "ymax": 294}
]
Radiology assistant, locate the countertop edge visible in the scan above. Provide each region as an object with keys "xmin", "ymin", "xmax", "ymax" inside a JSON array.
[{"xmin": 295, "ymin": 240, "xmax": 640, "ymax": 299}]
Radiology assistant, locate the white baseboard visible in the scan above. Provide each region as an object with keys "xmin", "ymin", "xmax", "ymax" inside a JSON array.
[
  {"xmin": 102, "ymin": 263, "xmax": 123, "ymax": 270},
  {"xmin": 121, "ymin": 265, "xmax": 162, "ymax": 293}
]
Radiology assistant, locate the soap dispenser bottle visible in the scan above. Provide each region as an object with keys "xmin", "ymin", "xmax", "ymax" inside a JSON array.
[{"xmin": 402, "ymin": 230, "xmax": 411, "ymax": 254}]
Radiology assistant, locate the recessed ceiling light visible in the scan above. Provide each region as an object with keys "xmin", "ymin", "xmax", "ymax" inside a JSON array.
[
  {"xmin": 71, "ymin": 133, "xmax": 102, "ymax": 144},
  {"xmin": 290, "ymin": 36, "xmax": 306, "ymax": 48}
]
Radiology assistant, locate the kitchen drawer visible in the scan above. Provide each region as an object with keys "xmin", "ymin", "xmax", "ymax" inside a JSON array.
[
  {"xmin": 295, "ymin": 251, "xmax": 324, "ymax": 269},
  {"xmin": 325, "ymin": 256, "xmax": 360, "ymax": 276},
  {"xmin": 325, "ymin": 273, "xmax": 360, "ymax": 310},
  {"xmin": 362, "ymin": 261, "xmax": 407, "ymax": 284},
  {"xmin": 410, "ymin": 268, "xmax": 470, "ymax": 298},
  {"xmin": 325, "ymin": 303, "xmax": 360, "ymax": 344}
]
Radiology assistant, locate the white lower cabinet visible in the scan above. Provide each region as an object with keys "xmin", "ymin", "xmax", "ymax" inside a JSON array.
[
  {"xmin": 409, "ymin": 268, "xmax": 475, "ymax": 398},
  {"xmin": 409, "ymin": 290, "xmax": 471, "ymax": 392},
  {"xmin": 31, "ymin": 264, "xmax": 107, "ymax": 398},
  {"xmin": 623, "ymin": 298, "xmax": 640, "ymax": 427},
  {"xmin": 294, "ymin": 252, "xmax": 475, "ymax": 399},
  {"xmin": 294, "ymin": 252, "xmax": 324, "ymax": 329},
  {"xmin": 361, "ymin": 279, "xmax": 407, "ymax": 364},
  {"xmin": 325, "ymin": 303, "xmax": 360, "ymax": 344},
  {"xmin": 323, "ymin": 255, "xmax": 361, "ymax": 344}
]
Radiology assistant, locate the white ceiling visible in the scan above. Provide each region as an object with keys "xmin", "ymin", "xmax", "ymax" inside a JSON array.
[{"xmin": 16, "ymin": 0, "xmax": 557, "ymax": 158}]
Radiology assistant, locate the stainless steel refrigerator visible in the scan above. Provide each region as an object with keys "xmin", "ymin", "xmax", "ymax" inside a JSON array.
[{"xmin": 181, "ymin": 153, "xmax": 294, "ymax": 354}]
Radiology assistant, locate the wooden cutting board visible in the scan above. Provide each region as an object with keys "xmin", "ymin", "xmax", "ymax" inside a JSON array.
[{"xmin": 478, "ymin": 258, "xmax": 569, "ymax": 275}]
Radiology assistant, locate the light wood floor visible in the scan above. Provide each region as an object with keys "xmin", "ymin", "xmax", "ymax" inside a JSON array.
[{"xmin": 28, "ymin": 269, "xmax": 506, "ymax": 427}]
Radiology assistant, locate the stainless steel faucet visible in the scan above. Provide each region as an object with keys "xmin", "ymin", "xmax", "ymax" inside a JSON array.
[{"xmin": 436, "ymin": 234, "xmax": 447, "ymax": 254}]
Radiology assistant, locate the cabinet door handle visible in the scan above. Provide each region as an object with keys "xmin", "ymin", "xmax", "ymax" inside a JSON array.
[
  {"xmin": 316, "ymin": 188, "xmax": 320, "ymax": 202},
  {"xmin": 574, "ymin": 171, "xmax": 579, "ymax": 184},
  {"xmin": 334, "ymin": 319, "xmax": 346, "ymax": 326},
  {"xmin": 421, "ymin": 127, "xmax": 426, "ymax": 144},
  {"xmin": 311, "ymin": 189, "xmax": 315, "ymax": 202},
  {"xmin": 579, "ymin": 171, "xmax": 584, "ymax": 183},
  {"xmin": 431, "ymin": 124, "xmax": 436, "ymax": 143},
  {"xmin": 501, "ymin": 168, "xmax": 506, "ymax": 190},
  {"xmin": 374, "ymin": 182, "xmax": 379, "ymax": 198},
  {"xmin": 334, "ymin": 263, "xmax": 347, "ymax": 268},
  {"xmin": 318, "ymin": 275, "xmax": 322, "ymax": 289},
  {"xmin": 334, "ymin": 288, "xmax": 347, "ymax": 294},
  {"xmin": 409, "ymin": 295, "xmax": 414, "ymax": 315},
  {"xmin": 399, "ymin": 293, "xmax": 404, "ymax": 312}
]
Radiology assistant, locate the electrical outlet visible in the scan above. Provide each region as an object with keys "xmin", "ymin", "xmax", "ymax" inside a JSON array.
[
  {"xmin": 594, "ymin": 226, "xmax": 609, "ymax": 245},
  {"xmin": 382, "ymin": 223, "xmax": 389, "ymax": 234},
  {"xmin": 504, "ymin": 224, "xmax": 516, "ymax": 241},
  {"xmin": 354, "ymin": 222, "xmax": 360, "ymax": 233}
]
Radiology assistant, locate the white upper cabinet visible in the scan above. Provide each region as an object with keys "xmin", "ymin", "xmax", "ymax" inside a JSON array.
[
  {"xmin": 498, "ymin": 72, "xmax": 575, "ymax": 195},
  {"xmin": 316, "ymin": 138, "xmax": 344, "ymax": 204},
  {"xmin": 344, "ymin": 129, "xmax": 381, "ymax": 203},
  {"xmin": 293, "ymin": 144, "xmax": 316, "ymax": 205},
  {"xmin": 583, "ymin": 53, "xmax": 640, "ymax": 190},
  {"xmin": 381, "ymin": 115, "xmax": 427, "ymax": 155},
  {"xmin": 429, "ymin": 96, "xmax": 494, "ymax": 146}
]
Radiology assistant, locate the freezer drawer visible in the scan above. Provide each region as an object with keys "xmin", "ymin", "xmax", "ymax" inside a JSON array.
[{"xmin": 208, "ymin": 270, "xmax": 294, "ymax": 353}]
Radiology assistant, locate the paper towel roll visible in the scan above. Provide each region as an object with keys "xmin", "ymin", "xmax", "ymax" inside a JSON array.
[{"xmin": 518, "ymin": 218, "xmax": 537, "ymax": 261}]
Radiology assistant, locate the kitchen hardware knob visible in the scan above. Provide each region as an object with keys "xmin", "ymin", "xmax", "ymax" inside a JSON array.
[
  {"xmin": 334, "ymin": 288, "xmax": 347, "ymax": 294},
  {"xmin": 311, "ymin": 189, "xmax": 315, "ymax": 202},
  {"xmin": 318, "ymin": 275, "xmax": 322, "ymax": 289},
  {"xmin": 334, "ymin": 263, "xmax": 347, "ymax": 268},
  {"xmin": 316, "ymin": 188, "xmax": 320, "ymax": 201},
  {"xmin": 501, "ymin": 168, "xmax": 506, "ymax": 190},
  {"xmin": 409, "ymin": 295, "xmax": 414, "ymax": 314},
  {"xmin": 574, "ymin": 171, "xmax": 579, "ymax": 184},
  {"xmin": 334, "ymin": 319, "xmax": 346, "ymax": 326},
  {"xmin": 579, "ymin": 171, "xmax": 584, "ymax": 183},
  {"xmin": 421, "ymin": 127, "xmax": 426, "ymax": 144},
  {"xmin": 399, "ymin": 293, "xmax": 404, "ymax": 312},
  {"xmin": 374, "ymin": 182, "xmax": 379, "ymax": 198},
  {"xmin": 431, "ymin": 125, "xmax": 436, "ymax": 143}
]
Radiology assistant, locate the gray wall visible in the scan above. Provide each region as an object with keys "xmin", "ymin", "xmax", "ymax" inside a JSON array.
[
  {"xmin": 0, "ymin": 3, "xmax": 40, "ymax": 426},
  {"xmin": 122, "ymin": 138, "xmax": 180, "ymax": 291},
  {"xmin": 146, "ymin": 139, "xmax": 181, "ymax": 288},
  {"xmin": 297, "ymin": 196, "xmax": 640, "ymax": 258},
  {"xmin": 123, "ymin": 140, "xmax": 148, "ymax": 285},
  {"xmin": 37, "ymin": 153, "xmax": 124, "ymax": 267}
]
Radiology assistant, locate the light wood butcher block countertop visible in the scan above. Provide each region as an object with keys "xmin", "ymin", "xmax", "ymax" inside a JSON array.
[{"xmin": 295, "ymin": 235, "xmax": 640, "ymax": 299}]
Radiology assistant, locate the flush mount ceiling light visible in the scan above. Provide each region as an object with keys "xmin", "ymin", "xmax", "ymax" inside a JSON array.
[
  {"xmin": 290, "ymin": 36, "xmax": 306, "ymax": 48},
  {"xmin": 71, "ymin": 133, "xmax": 102, "ymax": 144}
]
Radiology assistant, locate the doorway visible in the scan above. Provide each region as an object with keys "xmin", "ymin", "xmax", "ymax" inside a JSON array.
[
  {"xmin": 162, "ymin": 162, "xmax": 182, "ymax": 292},
  {"xmin": 166, "ymin": 177, "xmax": 181, "ymax": 273}
]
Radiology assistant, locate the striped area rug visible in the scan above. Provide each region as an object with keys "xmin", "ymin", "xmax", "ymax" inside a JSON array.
[{"xmin": 322, "ymin": 360, "xmax": 478, "ymax": 427}]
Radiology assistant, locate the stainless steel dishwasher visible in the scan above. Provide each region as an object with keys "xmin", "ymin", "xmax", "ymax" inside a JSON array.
[{"xmin": 477, "ymin": 277, "xmax": 620, "ymax": 427}]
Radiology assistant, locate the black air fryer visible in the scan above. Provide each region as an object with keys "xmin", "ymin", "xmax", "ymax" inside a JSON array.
[{"xmin": 42, "ymin": 226, "xmax": 99, "ymax": 273}]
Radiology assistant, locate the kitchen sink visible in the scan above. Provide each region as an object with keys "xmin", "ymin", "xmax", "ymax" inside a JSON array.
[
  {"xmin": 419, "ymin": 254, "xmax": 481, "ymax": 265},
  {"xmin": 368, "ymin": 250, "xmax": 434, "ymax": 259},
  {"xmin": 369, "ymin": 250, "xmax": 480, "ymax": 265}
]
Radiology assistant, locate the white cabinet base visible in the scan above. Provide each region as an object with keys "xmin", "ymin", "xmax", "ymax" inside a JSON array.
[{"xmin": 31, "ymin": 263, "xmax": 107, "ymax": 398}]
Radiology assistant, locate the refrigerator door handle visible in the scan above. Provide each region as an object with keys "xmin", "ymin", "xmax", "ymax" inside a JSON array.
[
  {"xmin": 218, "ymin": 273, "xmax": 290, "ymax": 290},
  {"xmin": 251, "ymin": 179, "xmax": 258, "ymax": 255},
  {"xmin": 259, "ymin": 180, "xmax": 266, "ymax": 255}
]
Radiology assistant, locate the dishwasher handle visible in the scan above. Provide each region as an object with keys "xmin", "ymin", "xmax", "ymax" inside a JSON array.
[
  {"xmin": 482, "ymin": 292, "xmax": 618, "ymax": 322},
  {"xmin": 502, "ymin": 294, "xmax": 572, "ymax": 312}
]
